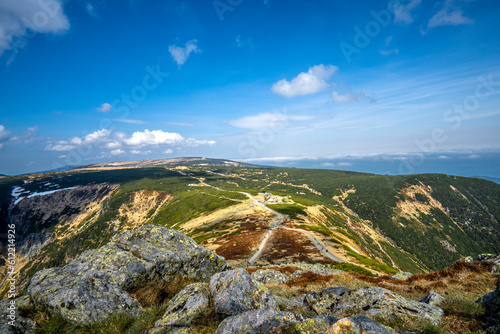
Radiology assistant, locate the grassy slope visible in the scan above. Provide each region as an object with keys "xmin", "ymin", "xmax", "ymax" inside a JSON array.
[{"xmin": 2, "ymin": 165, "xmax": 499, "ymax": 284}]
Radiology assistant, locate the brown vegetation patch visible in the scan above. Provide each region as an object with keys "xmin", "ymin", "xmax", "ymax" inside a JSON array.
[
  {"xmin": 258, "ymin": 229, "xmax": 337, "ymax": 265},
  {"xmin": 244, "ymin": 265, "xmax": 305, "ymax": 275},
  {"xmin": 211, "ymin": 229, "xmax": 267, "ymax": 261}
]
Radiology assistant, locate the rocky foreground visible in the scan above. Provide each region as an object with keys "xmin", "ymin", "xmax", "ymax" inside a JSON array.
[{"xmin": 1, "ymin": 224, "xmax": 499, "ymax": 333}]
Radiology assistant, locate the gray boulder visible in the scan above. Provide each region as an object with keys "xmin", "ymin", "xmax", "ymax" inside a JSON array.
[
  {"xmin": 210, "ymin": 268, "xmax": 278, "ymax": 317},
  {"xmin": 28, "ymin": 266, "xmax": 142, "ymax": 324},
  {"xmin": 304, "ymin": 286, "xmax": 443, "ymax": 324},
  {"xmin": 251, "ymin": 269, "xmax": 290, "ymax": 284},
  {"xmin": 153, "ymin": 283, "xmax": 211, "ymax": 330},
  {"xmin": 420, "ymin": 291, "xmax": 445, "ymax": 306},
  {"xmin": 275, "ymin": 295, "xmax": 304, "ymax": 311},
  {"xmin": 215, "ymin": 310, "xmax": 338, "ymax": 334},
  {"xmin": 27, "ymin": 224, "xmax": 229, "ymax": 324},
  {"xmin": 287, "ymin": 262, "xmax": 344, "ymax": 276},
  {"xmin": 328, "ymin": 315, "xmax": 396, "ymax": 334},
  {"xmin": 290, "ymin": 270, "xmax": 308, "ymax": 279},
  {"xmin": 389, "ymin": 272, "xmax": 413, "ymax": 281},
  {"xmin": 304, "ymin": 286, "xmax": 348, "ymax": 315},
  {"xmin": 477, "ymin": 286, "xmax": 500, "ymax": 315},
  {"xmin": 477, "ymin": 286, "xmax": 500, "ymax": 333},
  {"xmin": 0, "ymin": 297, "xmax": 36, "ymax": 334}
]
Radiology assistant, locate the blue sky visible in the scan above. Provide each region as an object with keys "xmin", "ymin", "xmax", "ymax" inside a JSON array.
[{"xmin": 0, "ymin": 0, "xmax": 499, "ymax": 176}]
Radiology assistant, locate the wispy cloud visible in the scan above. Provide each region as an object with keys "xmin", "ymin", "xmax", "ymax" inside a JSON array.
[
  {"xmin": 10, "ymin": 125, "xmax": 40, "ymax": 143},
  {"xmin": 236, "ymin": 35, "xmax": 255, "ymax": 49},
  {"xmin": 85, "ymin": 3, "xmax": 97, "ymax": 18},
  {"xmin": 332, "ymin": 91, "xmax": 375, "ymax": 103},
  {"xmin": 393, "ymin": 0, "xmax": 422, "ymax": 24},
  {"xmin": 0, "ymin": 125, "xmax": 10, "ymax": 149},
  {"xmin": 380, "ymin": 49, "xmax": 400, "ymax": 56},
  {"xmin": 271, "ymin": 64, "xmax": 338, "ymax": 98},
  {"xmin": 428, "ymin": 1, "xmax": 474, "ymax": 29},
  {"xmin": 0, "ymin": 0, "xmax": 70, "ymax": 61},
  {"xmin": 112, "ymin": 119, "xmax": 148, "ymax": 124},
  {"xmin": 229, "ymin": 112, "xmax": 314, "ymax": 130},
  {"xmin": 131, "ymin": 149, "xmax": 152, "ymax": 155},
  {"xmin": 96, "ymin": 103, "xmax": 112, "ymax": 113},
  {"xmin": 168, "ymin": 39, "xmax": 200, "ymax": 67},
  {"xmin": 165, "ymin": 122, "xmax": 195, "ymax": 127}
]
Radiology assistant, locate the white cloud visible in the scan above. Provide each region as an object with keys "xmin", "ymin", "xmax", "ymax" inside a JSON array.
[
  {"xmin": 0, "ymin": 0, "xmax": 70, "ymax": 59},
  {"xmin": 58, "ymin": 154, "xmax": 66, "ymax": 159},
  {"xmin": 112, "ymin": 119, "xmax": 147, "ymax": 124},
  {"xmin": 428, "ymin": 6, "xmax": 474, "ymax": 28},
  {"xmin": 393, "ymin": 0, "xmax": 422, "ymax": 24},
  {"xmin": 380, "ymin": 49, "xmax": 399, "ymax": 56},
  {"xmin": 124, "ymin": 129, "xmax": 184, "ymax": 147},
  {"xmin": 229, "ymin": 112, "xmax": 313, "ymax": 130},
  {"xmin": 168, "ymin": 39, "xmax": 200, "ymax": 67},
  {"xmin": 44, "ymin": 143, "xmax": 76, "ymax": 151},
  {"xmin": 44, "ymin": 128, "xmax": 214, "ymax": 154},
  {"xmin": 44, "ymin": 129, "xmax": 111, "ymax": 151},
  {"xmin": 0, "ymin": 124, "xmax": 10, "ymax": 149},
  {"xmin": 131, "ymin": 149, "xmax": 152, "ymax": 155},
  {"xmin": 111, "ymin": 149, "xmax": 125, "ymax": 156},
  {"xmin": 10, "ymin": 125, "xmax": 40, "ymax": 143},
  {"xmin": 164, "ymin": 149, "xmax": 173, "ymax": 154},
  {"xmin": 332, "ymin": 91, "xmax": 374, "ymax": 103},
  {"xmin": 96, "ymin": 103, "xmax": 112, "ymax": 113},
  {"xmin": 337, "ymin": 162, "xmax": 353, "ymax": 167},
  {"xmin": 271, "ymin": 64, "xmax": 338, "ymax": 98},
  {"xmin": 105, "ymin": 141, "xmax": 121, "ymax": 149}
]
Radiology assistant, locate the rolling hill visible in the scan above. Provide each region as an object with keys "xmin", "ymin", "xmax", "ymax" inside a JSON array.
[{"xmin": 0, "ymin": 159, "xmax": 499, "ymax": 298}]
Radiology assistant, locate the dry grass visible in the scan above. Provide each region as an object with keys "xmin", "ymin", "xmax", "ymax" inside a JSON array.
[{"xmin": 262, "ymin": 260, "xmax": 497, "ymax": 333}]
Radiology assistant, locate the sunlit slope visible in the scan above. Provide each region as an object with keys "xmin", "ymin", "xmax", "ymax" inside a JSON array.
[{"xmin": 0, "ymin": 164, "xmax": 499, "ymax": 296}]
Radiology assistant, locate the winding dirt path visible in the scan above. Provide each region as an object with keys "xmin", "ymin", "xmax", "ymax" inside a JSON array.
[{"xmin": 176, "ymin": 169, "xmax": 344, "ymax": 265}]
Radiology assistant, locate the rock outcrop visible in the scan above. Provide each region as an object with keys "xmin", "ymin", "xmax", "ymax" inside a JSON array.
[
  {"xmin": 0, "ymin": 297, "xmax": 36, "ymax": 334},
  {"xmin": 151, "ymin": 283, "xmax": 211, "ymax": 333},
  {"xmin": 477, "ymin": 286, "xmax": 500, "ymax": 334},
  {"xmin": 27, "ymin": 224, "xmax": 229, "ymax": 324},
  {"xmin": 420, "ymin": 291, "xmax": 445, "ymax": 306},
  {"xmin": 389, "ymin": 272, "xmax": 413, "ymax": 281},
  {"xmin": 304, "ymin": 286, "xmax": 443, "ymax": 324},
  {"xmin": 251, "ymin": 269, "xmax": 290, "ymax": 284},
  {"xmin": 216, "ymin": 311, "xmax": 398, "ymax": 334},
  {"xmin": 215, "ymin": 310, "xmax": 338, "ymax": 334},
  {"xmin": 210, "ymin": 268, "xmax": 278, "ymax": 317}
]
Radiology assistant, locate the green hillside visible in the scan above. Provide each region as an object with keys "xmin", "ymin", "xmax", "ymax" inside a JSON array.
[{"xmin": 1, "ymin": 162, "xmax": 499, "ymax": 293}]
